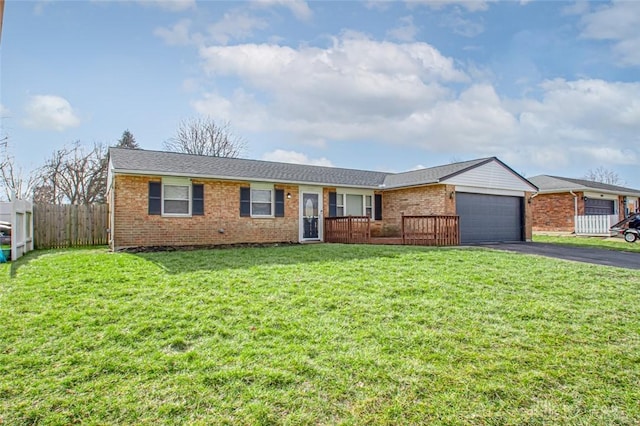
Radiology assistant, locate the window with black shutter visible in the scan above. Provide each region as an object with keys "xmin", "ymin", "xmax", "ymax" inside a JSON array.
[
  {"xmin": 375, "ymin": 194, "xmax": 382, "ymax": 220},
  {"xmin": 275, "ymin": 189, "xmax": 285, "ymax": 217},
  {"xmin": 240, "ymin": 187, "xmax": 251, "ymax": 217},
  {"xmin": 148, "ymin": 182, "xmax": 161, "ymax": 215},
  {"xmin": 328, "ymin": 192, "xmax": 337, "ymax": 217},
  {"xmin": 192, "ymin": 184, "xmax": 204, "ymax": 216}
]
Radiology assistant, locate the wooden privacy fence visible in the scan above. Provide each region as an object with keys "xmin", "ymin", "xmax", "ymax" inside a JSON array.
[
  {"xmin": 402, "ymin": 215, "xmax": 460, "ymax": 246},
  {"xmin": 33, "ymin": 204, "xmax": 108, "ymax": 249},
  {"xmin": 324, "ymin": 216, "xmax": 371, "ymax": 244}
]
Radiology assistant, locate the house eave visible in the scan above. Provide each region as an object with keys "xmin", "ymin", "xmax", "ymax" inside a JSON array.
[
  {"xmin": 536, "ymin": 188, "xmax": 640, "ymax": 197},
  {"xmin": 110, "ymin": 169, "xmax": 382, "ymax": 190}
]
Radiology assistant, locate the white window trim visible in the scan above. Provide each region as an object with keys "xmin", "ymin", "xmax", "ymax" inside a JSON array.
[
  {"xmin": 250, "ymin": 183, "xmax": 274, "ymax": 218},
  {"xmin": 336, "ymin": 188, "xmax": 375, "ymax": 218},
  {"xmin": 162, "ymin": 177, "xmax": 192, "ymax": 217}
]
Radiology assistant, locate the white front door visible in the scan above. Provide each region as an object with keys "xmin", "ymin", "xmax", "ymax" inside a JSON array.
[{"xmin": 300, "ymin": 191, "xmax": 322, "ymax": 241}]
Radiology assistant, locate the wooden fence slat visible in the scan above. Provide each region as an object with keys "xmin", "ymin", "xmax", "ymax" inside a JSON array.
[{"xmin": 33, "ymin": 204, "xmax": 108, "ymax": 249}]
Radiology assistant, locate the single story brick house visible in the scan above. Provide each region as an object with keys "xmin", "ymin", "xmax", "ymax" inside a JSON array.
[
  {"xmin": 107, "ymin": 148, "xmax": 537, "ymax": 250},
  {"xmin": 529, "ymin": 175, "xmax": 640, "ymax": 234}
]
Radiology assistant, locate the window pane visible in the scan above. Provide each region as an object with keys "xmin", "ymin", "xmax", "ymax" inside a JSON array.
[
  {"xmin": 252, "ymin": 189, "xmax": 271, "ymax": 203},
  {"xmin": 164, "ymin": 200, "xmax": 189, "ymax": 214},
  {"xmin": 365, "ymin": 195, "xmax": 372, "ymax": 207},
  {"xmin": 337, "ymin": 207, "xmax": 344, "ymax": 216},
  {"xmin": 252, "ymin": 202, "xmax": 272, "ymax": 216},
  {"xmin": 164, "ymin": 185, "xmax": 189, "ymax": 200},
  {"xmin": 346, "ymin": 194, "xmax": 363, "ymax": 215},
  {"xmin": 336, "ymin": 194, "xmax": 344, "ymax": 206},
  {"xmin": 366, "ymin": 207, "xmax": 373, "ymax": 218}
]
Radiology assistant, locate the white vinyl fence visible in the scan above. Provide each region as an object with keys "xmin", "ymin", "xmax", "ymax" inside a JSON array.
[
  {"xmin": 0, "ymin": 199, "xmax": 34, "ymax": 260},
  {"xmin": 574, "ymin": 214, "xmax": 618, "ymax": 236}
]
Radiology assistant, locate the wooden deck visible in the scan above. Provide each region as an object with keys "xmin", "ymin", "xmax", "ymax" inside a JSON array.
[{"xmin": 325, "ymin": 215, "xmax": 460, "ymax": 246}]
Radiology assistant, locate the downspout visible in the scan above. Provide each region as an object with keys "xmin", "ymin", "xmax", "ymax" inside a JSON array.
[{"xmin": 570, "ymin": 190, "xmax": 578, "ymax": 234}]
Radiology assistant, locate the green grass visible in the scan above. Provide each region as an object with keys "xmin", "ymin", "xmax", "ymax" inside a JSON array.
[
  {"xmin": 2, "ymin": 245, "xmax": 640, "ymax": 425},
  {"xmin": 534, "ymin": 234, "xmax": 640, "ymax": 252}
]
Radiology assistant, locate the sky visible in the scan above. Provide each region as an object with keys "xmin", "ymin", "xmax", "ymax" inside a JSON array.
[{"xmin": 1, "ymin": 0, "xmax": 639, "ymax": 187}]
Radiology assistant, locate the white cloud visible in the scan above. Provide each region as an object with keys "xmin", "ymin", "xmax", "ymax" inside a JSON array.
[
  {"xmin": 440, "ymin": 13, "xmax": 484, "ymax": 37},
  {"xmin": 154, "ymin": 19, "xmax": 193, "ymax": 46},
  {"xmin": 562, "ymin": 0, "xmax": 590, "ymax": 16},
  {"xmin": 252, "ymin": 0, "xmax": 312, "ymax": 20},
  {"xmin": 579, "ymin": 0, "xmax": 640, "ymax": 66},
  {"xmin": 387, "ymin": 16, "xmax": 419, "ymax": 42},
  {"xmin": 261, "ymin": 149, "xmax": 334, "ymax": 167},
  {"xmin": 407, "ymin": 0, "xmax": 494, "ymax": 13},
  {"xmin": 192, "ymin": 31, "xmax": 639, "ymax": 177},
  {"xmin": 137, "ymin": 0, "xmax": 195, "ymax": 12},
  {"xmin": 23, "ymin": 95, "xmax": 80, "ymax": 131},
  {"xmin": 208, "ymin": 11, "xmax": 268, "ymax": 45},
  {"xmin": 0, "ymin": 104, "xmax": 10, "ymax": 116}
]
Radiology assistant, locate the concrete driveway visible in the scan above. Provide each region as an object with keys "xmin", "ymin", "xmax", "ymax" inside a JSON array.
[{"xmin": 477, "ymin": 242, "xmax": 640, "ymax": 270}]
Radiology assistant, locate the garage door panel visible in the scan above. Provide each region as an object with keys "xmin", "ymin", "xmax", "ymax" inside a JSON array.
[{"xmin": 456, "ymin": 193, "xmax": 523, "ymax": 243}]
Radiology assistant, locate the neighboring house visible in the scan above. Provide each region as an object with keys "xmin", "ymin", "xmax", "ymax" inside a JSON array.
[
  {"xmin": 529, "ymin": 175, "xmax": 640, "ymax": 235},
  {"xmin": 107, "ymin": 148, "xmax": 537, "ymax": 250}
]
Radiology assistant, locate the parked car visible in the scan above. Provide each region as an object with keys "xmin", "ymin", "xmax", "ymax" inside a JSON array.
[{"xmin": 0, "ymin": 221, "xmax": 10, "ymax": 246}]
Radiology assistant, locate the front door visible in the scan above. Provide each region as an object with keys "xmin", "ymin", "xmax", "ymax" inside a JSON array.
[{"xmin": 301, "ymin": 192, "xmax": 321, "ymax": 240}]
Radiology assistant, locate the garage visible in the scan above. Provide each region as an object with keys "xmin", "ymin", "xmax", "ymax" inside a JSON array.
[
  {"xmin": 584, "ymin": 198, "xmax": 615, "ymax": 215},
  {"xmin": 456, "ymin": 193, "xmax": 524, "ymax": 243}
]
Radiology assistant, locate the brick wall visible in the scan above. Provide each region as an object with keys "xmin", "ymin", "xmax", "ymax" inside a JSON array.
[
  {"xmin": 531, "ymin": 192, "xmax": 579, "ymax": 232},
  {"xmin": 378, "ymin": 184, "xmax": 455, "ymax": 237},
  {"xmin": 111, "ymin": 175, "xmax": 299, "ymax": 249},
  {"xmin": 524, "ymin": 191, "xmax": 534, "ymax": 241}
]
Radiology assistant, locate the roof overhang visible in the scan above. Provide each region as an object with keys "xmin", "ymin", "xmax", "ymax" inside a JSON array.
[
  {"xmin": 536, "ymin": 188, "xmax": 640, "ymax": 197},
  {"xmin": 111, "ymin": 169, "xmax": 381, "ymax": 190}
]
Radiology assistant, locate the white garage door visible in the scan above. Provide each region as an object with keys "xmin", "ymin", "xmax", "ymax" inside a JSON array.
[{"xmin": 456, "ymin": 193, "xmax": 524, "ymax": 243}]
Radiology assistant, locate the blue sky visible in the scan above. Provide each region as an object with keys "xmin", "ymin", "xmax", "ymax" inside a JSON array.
[{"xmin": 1, "ymin": 0, "xmax": 639, "ymax": 186}]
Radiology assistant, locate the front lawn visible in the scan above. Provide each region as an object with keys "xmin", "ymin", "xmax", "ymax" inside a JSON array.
[
  {"xmin": 1, "ymin": 245, "xmax": 639, "ymax": 425},
  {"xmin": 534, "ymin": 234, "xmax": 640, "ymax": 252}
]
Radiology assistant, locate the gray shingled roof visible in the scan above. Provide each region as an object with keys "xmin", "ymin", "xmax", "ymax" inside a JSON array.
[
  {"xmin": 110, "ymin": 148, "xmax": 530, "ymax": 190},
  {"xmin": 109, "ymin": 148, "xmax": 388, "ymax": 188},
  {"xmin": 382, "ymin": 157, "xmax": 491, "ymax": 188},
  {"xmin": 529, "ymin": 175, "xmax": 640, "ymax": 196}
]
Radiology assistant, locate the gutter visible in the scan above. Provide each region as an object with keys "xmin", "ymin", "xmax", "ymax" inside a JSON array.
[{"xmin": 570, "ymin": 190, "xmax": 578, "ymax": 225}]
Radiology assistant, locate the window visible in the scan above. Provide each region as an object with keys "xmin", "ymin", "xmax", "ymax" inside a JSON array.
[
  {"xmin": 330, "ymin": 191, "xmax": 375, "ymax": 218},
  {"xmin": 240, "ymin": 185, "xmax": 285, "ymax": 218},
  {"xmin": 336, "ymin": 194, "xmax": 344, "ymax": 216},
  {"xmin": 148, "ymin": 180, "xmax": 204, "ymax": 217},
  {"xmin": 164, "ymin": 184, "xmax": 190, "ymax": 215},
  {"xmin": 252, "ymin": 188, "xmax": 272, "ymax": 216}
]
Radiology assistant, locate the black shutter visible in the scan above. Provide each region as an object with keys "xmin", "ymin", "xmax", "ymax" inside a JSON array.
[
  {"xmin": 374, "ymin": 194, "xmax": 382, "ymax": 220},
  {"xmin": 329, "ymin": 192, "xmax": 337, "ymax": 217},
  {"xmin": 240, "ymin": 187, "xmax": 251, "ymax": 217},
  {"xmin": 148, "ymin": 182, "xmax": 161, "ymax": 215},
  {"xmin": 192, "ymin": 184, "xmax": 204, "ymax": 216},
  {"xmin": 275, "ymin": 189, "xmax": 285, "ymax": 217}
]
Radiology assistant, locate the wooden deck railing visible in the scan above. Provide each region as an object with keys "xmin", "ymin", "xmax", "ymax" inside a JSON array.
[
  {"xmin": 324, "ymin": 216, "xmax": 371, "ymax": 244},
  {"xmin": 402, "ymin": 215, "xmax": 460, "ymax": 246}
]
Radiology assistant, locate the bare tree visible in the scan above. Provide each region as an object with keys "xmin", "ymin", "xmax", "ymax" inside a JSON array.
[
  {"xmin": 583, "ymin": 167, "xmax": 624, "ymax": 186},
  {"xmin": 164, "ymin": 117, "xmax": 246, "ymax": 158},
  {"xmin": 0, "ymin": 143, "xmax": 38, "ymax": 201},
  {"xmin": 36, "ymin": 141, "xmax": 108, "ymax": 204},
  {"xmin": 116, "ymin": 129, "xmax": 140, "ymax": 149}
]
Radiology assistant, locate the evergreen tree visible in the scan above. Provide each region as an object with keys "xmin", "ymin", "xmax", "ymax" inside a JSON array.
[{"xmin": 116, "ymin": 130, "xmax": 139, "ymax": 149}]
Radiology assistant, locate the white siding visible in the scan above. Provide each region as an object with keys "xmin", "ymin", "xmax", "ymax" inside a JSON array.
[{"xmin": 443, "ymin": 160, "xmax": 534, "ymax": 192}]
